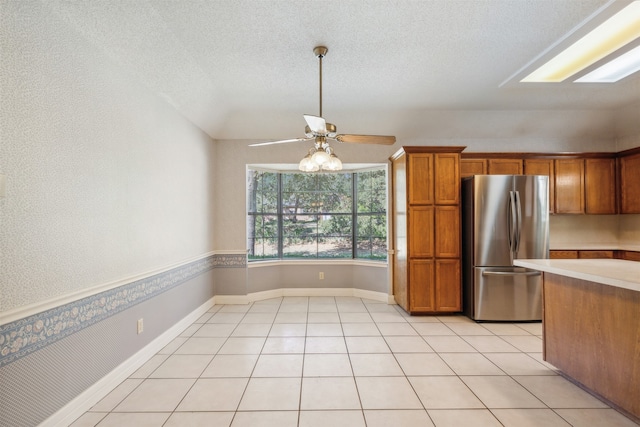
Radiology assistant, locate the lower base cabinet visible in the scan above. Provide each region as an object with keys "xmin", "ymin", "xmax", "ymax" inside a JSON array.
[{"xmin": 407, "ymin": 259, "xmax": 461, "ymax": 314}]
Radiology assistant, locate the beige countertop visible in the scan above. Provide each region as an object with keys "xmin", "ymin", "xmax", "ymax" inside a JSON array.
[{"xmin": 514, "ymin": 259, "xmax": 640, "ymax": 293}]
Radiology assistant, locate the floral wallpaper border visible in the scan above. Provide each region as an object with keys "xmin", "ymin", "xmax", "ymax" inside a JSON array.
[{"xmin": 0, "ymin": 253, "xmax": 246, "ymax": 368}]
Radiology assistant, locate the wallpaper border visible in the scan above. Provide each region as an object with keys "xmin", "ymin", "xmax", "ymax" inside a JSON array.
[{"xmin": 0, "ymin": 253, "xmax": 246, "ymax": 368}]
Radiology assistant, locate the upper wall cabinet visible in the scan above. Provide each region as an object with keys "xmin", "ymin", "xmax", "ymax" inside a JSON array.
[
  {"xmin": 555, "ymin": 159, "xmax": 585, "ymax": 214},
  {"xmin": 619, "ymin": 150, "xmax": 640, "ymax": 214},
  {"xmin": 585, "ymin": 158, "xmax": 617, "ymax": 214},
  {"xmin": 462, "ymin": 152, "xmax": 621, "ymax": 215},
  {"xmin": 548, "ymin": 157, "xmax": 617, "ymax": 215},
  {"xmin": 434, "ymin": 153, "xmax": 460, "ymax": 204},
  {"xmin": 408, "ymin": 154, "xmax": 434, "ymax": 205},
  {"xmin": 460, "ymin": 159, "xmax": 487, "ymax": 178},
  {"xmin": 488, "ymin": 158, "xmax": 523, "ymax": 175}
]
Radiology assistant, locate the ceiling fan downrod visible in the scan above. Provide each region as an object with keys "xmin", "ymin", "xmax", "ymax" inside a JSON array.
[{"xmin": 314, "ymin": 46, "xmax": 328, "ymax": 118}]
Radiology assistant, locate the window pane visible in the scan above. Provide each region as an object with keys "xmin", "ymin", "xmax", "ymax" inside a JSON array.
[
  {"xmin": 250, "ymin": 215, "xmax": 278, "ymax": 238},
  {"xmin": 357, "ymin": 214, "xmax": 386, "ymax": 238},
  {"xmin": 248, "ymin": 167, "xmax": 386, "ymax": 261},
  {"xmin": 249, "ymin": 238, "xmax": 278, "ymax": 259},
  {"xmin": 248, "ymin": 170, "xmax": 278, "ymax": 213},
  {"xmin": 247, "ymin": 214, "xmax": 278, "ymax": 257},
  {"xmin": 356, "ymin": 237, "xmax": 387, "ymax": 260},
  {"xmin": 357, "ymin": 169, "xmax": 386, "ymax": 213},
  {"xmin": 283, "ymin": 235, "xmax": 317, "ymax": 258},
  {"xmin": 319, "ymin": 214, "xmax": 352, "ymax": 237},
  {"xmin": 318, "ymin": 237, "xmax": 352, "ymax": 258},
  {"xmin": 282, "ymin": 173, "xmax": 317, "ymax": 192}
]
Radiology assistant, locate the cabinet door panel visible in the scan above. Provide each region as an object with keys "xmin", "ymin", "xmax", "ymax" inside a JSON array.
[
  {"xmin": 525, "ymin": 159, "xmax": 555, "ymax": 213},
  {"xmin": 621, "ymin": 251, "xmax": 640, "ymax": 262},
  {"xmin": 620, "ymin": 153, "xmax": 640, "ymax": 214},
  {"xmin": 585, "ymin": 158, "xmax": 616, "ymax": 214},
  {"xmin": 436, "ymin": 259, "xmax": 461, "ymax": 311},
  {"xmin": 435, "ymin": 206, "xmax": 460, "ymax": 258},
  {"xmin": 555, "ymin": 159, "xmax": 585, "ymax": 214},
  {"xmin": 460, "ymin": 159, "xmax": 487, "ymax": 178},
  {"xmin": 578, "ymin": 250, "xmax": 614, "ymax": 259},
  {"xmin": 549, "ymin": 250, "xmax": 578, "ymax": 259},
  {"xmin": 435, "ymin": 153, "xmax": 459, "ymax": 204},
  {"xmin": 408, "ymin": 154, "xmax": 433, "ymax": 205},
  {"xmin": 409, "ymin": 206, "xmax": 434, "ymax": 258},
  {"xmin": 409, "ymin": 260, "xmax": 435, "ymax": 312},
  {"xmin": 488, "ymin": 159, "xmax": 523, "ymax": 175}
]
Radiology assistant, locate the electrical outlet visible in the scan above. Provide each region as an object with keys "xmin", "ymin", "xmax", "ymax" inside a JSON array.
[
  {"xmin": 319, "ymin": 272, "xmax": 324, "ymax": 280},
  {"xmin": 137, "ymin": 318, "xmax": 144, "ymax": 334}
]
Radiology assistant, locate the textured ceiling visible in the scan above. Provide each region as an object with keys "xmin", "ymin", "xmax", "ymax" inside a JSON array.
[{"xmin": 45, "ymin": 0, "xmax": 639, "ymax": 140}]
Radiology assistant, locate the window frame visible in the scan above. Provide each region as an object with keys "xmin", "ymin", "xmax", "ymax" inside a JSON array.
[{"xmin": 247, "ymin": 165, "xmax": 388, "ymax": 262}]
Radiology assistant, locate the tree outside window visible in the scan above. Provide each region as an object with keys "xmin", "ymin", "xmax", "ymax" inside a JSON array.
[{"xmin": 247, "ymin": 167, "xmax": 387, "ymax": 261}]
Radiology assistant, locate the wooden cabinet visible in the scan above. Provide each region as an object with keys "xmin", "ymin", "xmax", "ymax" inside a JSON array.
[
  {"xmin": 543, "ymin": 272, "xmax": 640, "ymax": 419},
  {"xmin": 460, "ymin": 159, "xmax": 487, "ymax": 178},
  {"xmin": 525, "ymin": 159, "xmax": 555, "ymax": 213},
  {"xmin": 619, "ymin": 251, "xmax": 640, "ymax": 262},
  {"xmin": 578, "ymin": 250, "xmax": 614, "ymax": 259},
  {"xmin": 408, "ymin": 206, "xmax": 433, "ymax": 257},
  {"xmin": 391, "ymin": 146, "xmax": 465, "ymax": 314},
  {"xmin": 619, "ymin": 151, "xmax": 640, "ymax": 214},
  {"xmin": 435, "ymin": 206, "xmax": 460, "ymax": 258},
  {"xmin": 435, "ymin": 259, "xmax": 461, "ymax": 311},
  {"xmin": 549, "ymin": 250, "xmax": 578, "ymax": 259},
  {"xmin": 435, "ymin": 153, "xmax": 460, "ymax": 204},
  {"xmin": 488, "ymin": 158, "xmax": 523, "ymax": 175},
  {"xmin": 408, "ymin": 154, "xmax": 433, "ymax": 205},
  {"xmin": 462, "ymin": 153, "xmax": 623, "ymax": 215},
  {"xmin": 585, "ymin": 158, "xmax": 616, "ymax": 214},
  {"xmin": 551, "ymin": 157, "xmax": 615, "ymax": 215},
  {"xmin": 409, "ymin": 260, "xmax": 435, "ymax": 312},
  {"xmin": 555, "ymin": 159, "xmax": 584, "ymax": 214},
  {"xmin": 551, "ymin": 250, "xmax": 640, "ymax": 260}
]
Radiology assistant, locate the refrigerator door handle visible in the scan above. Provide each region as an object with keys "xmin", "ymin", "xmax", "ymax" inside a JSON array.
[
  {"xmin": 482, "ymin": 271, "xmax": 541, "ymax": 277},
  {"xmin": 508, "ymin": 191, "xmax": 517, "ymax": 262},
  {"xmin": 514, "ymin": 190, "xmax": 522, "ymax": 256}
]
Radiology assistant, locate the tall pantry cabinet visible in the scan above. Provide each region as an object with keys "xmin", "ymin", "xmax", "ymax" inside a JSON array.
[{"xmin": 390, "ymin": 146, "xmax": 465, "ymax": 314}]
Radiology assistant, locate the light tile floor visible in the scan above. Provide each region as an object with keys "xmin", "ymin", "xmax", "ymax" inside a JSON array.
[{"xmin": 71, "ymin": 297, "xmax": 639, "ymax": 427}]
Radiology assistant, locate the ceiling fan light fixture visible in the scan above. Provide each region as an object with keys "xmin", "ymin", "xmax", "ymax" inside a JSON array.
[
  {"xmin": 323, "ymin": 153, "xmax": 343, "ymax": 171},
  {"xmin": 311, "ymin": 148, "xmax": 331, "ymax": 166},
  {"xmin": 299, "ymin": 150, "xmax": 320, "ymax": 172}
]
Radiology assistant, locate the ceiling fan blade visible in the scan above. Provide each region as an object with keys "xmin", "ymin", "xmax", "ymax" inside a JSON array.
[
  {"xmin": 248, "ymin": 137, "xmax": 310, "ymax": 147},
  {"xmin": 303, "ymin": 114, "xmax": 327, "ymax": 134},
  {"xmin": 335, "ymin": 134, "xmax": 396, "ymax": 145}
]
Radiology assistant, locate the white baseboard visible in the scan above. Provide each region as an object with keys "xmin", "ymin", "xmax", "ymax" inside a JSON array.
[
  {"xmin": 220, "ymin": 288, "xmax": 394, "ymax": 304},
  {"xmin": 41, "ymin": 296, "xmax": 216, "ymax": 427}
]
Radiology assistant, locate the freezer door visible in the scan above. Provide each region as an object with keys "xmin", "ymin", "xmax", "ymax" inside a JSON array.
[
  {"xmin": 472, "ymin": 175, "xmax": 513, "ymax": 267},
  {"xmin": 513, "ymin": 175, "xmax": 549, "ymax": 260},
  {"xmin": 472, "ymin": 267, "xmax": 542, "ymax": 321}
]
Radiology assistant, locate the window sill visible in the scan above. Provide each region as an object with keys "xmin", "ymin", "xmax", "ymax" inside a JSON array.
[{"xmin": 247, "ymin": 259, "xmax": 388, "ymax": 268}]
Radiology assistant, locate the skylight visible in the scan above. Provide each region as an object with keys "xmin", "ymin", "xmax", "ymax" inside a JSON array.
[{"xmin": 521, "ymin": 0, "xmax": 640, "ymax": 83}]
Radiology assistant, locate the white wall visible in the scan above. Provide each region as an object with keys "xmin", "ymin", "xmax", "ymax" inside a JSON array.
[
  {"xmin": 615, "ymin": 101, "xmax": 640, "ymax": 151},
  {"xmin": 0, "ymin": 2, "xmax": 216, "ymax": 313}
]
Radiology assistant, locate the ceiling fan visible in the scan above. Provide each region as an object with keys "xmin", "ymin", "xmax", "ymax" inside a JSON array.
[{"xmin": 249, "ymin": 46, "xmax": 396, "ymax": 172}]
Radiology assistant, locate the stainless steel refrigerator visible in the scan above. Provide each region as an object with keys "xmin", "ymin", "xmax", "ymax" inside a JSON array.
[{"xmin": 462, "ymin": 175, "xmax": 549, "ymax": 321}]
